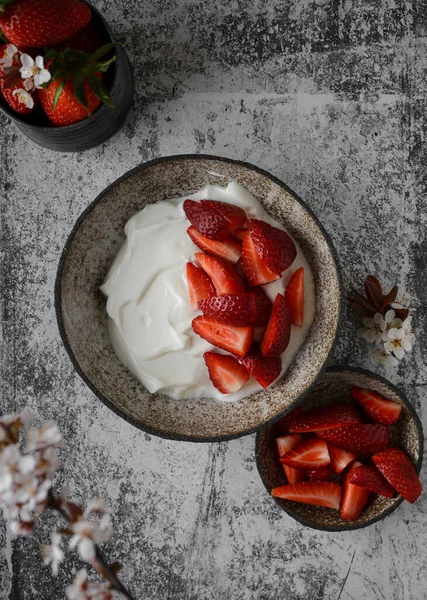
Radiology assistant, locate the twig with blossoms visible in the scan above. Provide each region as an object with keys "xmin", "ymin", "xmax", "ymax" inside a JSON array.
[
  {"xmin": 0, "ymin": 411, "xmax": 135, "ymax": 600},
  {"xmin": 352, "ymin": 275, "xmax": 415, "ymax": 368}
]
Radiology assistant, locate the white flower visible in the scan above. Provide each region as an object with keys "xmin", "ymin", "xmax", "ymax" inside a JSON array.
[
  {"xmin": 384, "ymin": 327, "xmax": 415, "ymax": 360},
  {"xmin": 70, "ymin": 515, "xmax": 113, "ymax": 561},
  {"xmin": 357, "ymin": 312, "xmax": 386, "ymax": 343},
  {"xmin": 36, "ymin": 446, "xmax": 61, "ymax": 479},
  {"xmin": 66, "ymin": 570, "xmax": 113, "ymax": 600},
  {"xmin": 372, "ymin": 347, "xmax": 399, "ymax": 368},
  {"xmin": 14, "ymin": 476, "xmax": 51, "ymax": 513},
  {"xmin": 19, "ymin": 54, "xmax": 51, "ymax": 89},
  {"xmin": 0, "ymin": 444, "xmax": 36, "ymax": 498},
  {"xmin": 10, "ymin": 520, "xmax": 34, "ymax": 536},
  {"xmin": 26, "ymin": 421, "xmax": 62, "ymax": 452},
  {"xmin": 12, "ymin": 88, "xmax": 34, "ymax": 109},
  {"xmin": 41, "ymin": 532, "xmax": 64, "ymax": 576},
  {"xmin": 84, "ymin": 497, "xmax": 111, "ymax": 517},
  {"xmin": 0, "ymin": 44, "xmax": 19, "ymax": 68}
]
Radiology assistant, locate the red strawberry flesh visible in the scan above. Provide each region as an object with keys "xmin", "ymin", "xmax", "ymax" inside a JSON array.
[
  {"xmin": 260, "ymin": 293, "xmax": 291, "ymax": 357},
  {"xmin": 240, "ymin": 230, "xmax": 280, "ymax": 286},
  {"xmin": 248, "ymin": 219, "xmax": 297, "ymax": 275},
  {"xmin": 327, "ymin": 443, "xmax": 357, "ymax": 475},
  {"xmin": 186, "ymin": 263, "xmax": 215, "ymax": 310},
  {"xmin": 187, "ymin": 226, "xmax": 241, "ymax": 264},
  {"xmin": 183, "ymin": 200, "xmax": 229, "ymax": 240},
  {"xmin": 288, "ymin": 402, "xmax": 361, "ymax": 433},
  {"xmin": 317, "ymin": 424, "xmax": 389, "ymax": 455},
  {"xmin": 195, "ymin": 253, "xmax": 244, "ymax": 295},
  {"xmin": 203, "ymin": 351, "xmax": 249, "ymax": 394},
  {"xmin": 281, "ymin": 438, "xmax": 330, "ymax": 470},
  {"xmin": 286, "ymin": 267, "xmax": 304, "ymax": 326},
  {"xmin": 373, "ymin": 447, "xmax": 422, "ymax": 503},
  {"xmin": 307, "ymin": 467, "xmax": 332, "ymax": 482},
  {"xmin": 271, "ymin": 481, "xmax": 342, "ymax": 510},
  {"xmin": 275, "ymin": 434, "xmax": 305, "ymax": 484},
  {"xmin": 192, "ymin": 315, "xmax": 253, "ymax": 358},
  {"xmin": 340, "ymin": 461, "xmax": 371, "ymax": 521},
  {"xmin": 275, "ymin": 406, "xmax": 304, "ymax": 434},
  {"xmin": 198, "ymin": 294, "xmax": 256, "ymax": 326},
  {"xmin": 202, "ymin": 200, "xmax": 247, "ymax": 232},
  {"xmin": 251, "ymin": 287, "xmax": 273, "ymax": 326},
  {"xmin": 241, "ymin": 347, "xmax": 281, "ymax": 388},
  {"xmin": 348, "ymin": 465, "xmax": 397, "ymax": 499},
  {"xmin": 350, "ymin": 386, "xmax": 402, "ymax": 425}
]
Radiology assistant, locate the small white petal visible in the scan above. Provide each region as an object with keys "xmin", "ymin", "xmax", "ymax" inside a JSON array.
[
  {"xmin": 385, "ymin": 354, "xmax": 399, "ymax": 367},
  {"xmin": 35, "ymin": 55, "xmax": 44, "ymax": 70},
  {"xmin": 384, "ymin": 341, "xmax": 394, "ymax": 353},
  {"xmin": 375, "ymin": 332, "xmax": 383, "ymax": 344},
  {"xmin": 373, "ymin": 313, "xmax": 383, "ymax": 325},
  {"xmin": 78, "ymin": 538, "xmax": 96, "ymax": 561},
  {"xmin": 402, "ymin": 339, "xmax": 412, "ymax": 352},
  {"xmin": 357, "ymin": 327, "xmax": 368, "ymax": 339},
  {"xmin": 395, "ymin": 328, "xmax": 405, "ymax": 340},
  {"xmin": 391, "ymin": 302, "xmax": 404, "ymax": 309},
  {"xmin": 391, "ymin": 318, "xmax": 403, "ymax": 328},
  {"xmin": 19, "ymin": 66, "xmax": 33, "ymax": 79},
  {"xmin": 384, "ymin": 309, "xmax": 395, "ymax": 323},
  {"xmin": 365, "ymin": 330, "xmax": 377, "ymax": 343},
  {"xmin": 388, "ymin": 328, "xmax": 398, "ymax": 341},
  {"xmin": 393, "ymin": 347, "xmax": 405, "ymax": 360},
  {"xmin": 20, "ymin": 54, "xmax": 34, "ymax": 69},
  {"xmin": 362, "ymin": 317, "xmax": 374, "ymax": 328}
]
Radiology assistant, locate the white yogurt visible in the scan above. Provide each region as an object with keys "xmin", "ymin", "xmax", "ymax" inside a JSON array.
[{"xmin": 100, "ymin": 182, "xmax": 315, "ymax": 402}]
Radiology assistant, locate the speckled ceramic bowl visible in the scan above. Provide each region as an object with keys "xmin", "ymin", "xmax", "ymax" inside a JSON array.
[
  {"xmin": 55, "ymin": 155, "xmax": 341, "ymax": 441},
  {"xmin": 256, "ymin": 367, "xmax": 424, "ymax": 531}
]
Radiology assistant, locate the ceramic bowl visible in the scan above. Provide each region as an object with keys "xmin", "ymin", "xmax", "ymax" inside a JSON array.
[
  {"xmin": 256, "ymin": 367, "xmax": 424, "ymax": 530},
  {"xmin": 55, "ymin": 154, "xmax": 341, "ymax": 441},
  {"xmin": 0, "ymin": 0, "xmax": 134, "ymax": 152}
]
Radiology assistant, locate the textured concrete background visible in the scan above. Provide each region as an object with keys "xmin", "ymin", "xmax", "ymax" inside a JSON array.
[{"xmin": 1, "ymin": 0, "xmax": 427, "ymax": 598}]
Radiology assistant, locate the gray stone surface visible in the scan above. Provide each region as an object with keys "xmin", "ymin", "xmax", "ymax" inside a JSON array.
[{"xmin": 1, "ymin": 0, "xmax": 426, "ymax": 598}]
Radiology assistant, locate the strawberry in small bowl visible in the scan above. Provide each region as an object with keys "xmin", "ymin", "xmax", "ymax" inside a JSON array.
[
  {"xmin": 0, "ymin": 0, "xmax": 133, "ymax": 151},
  {"xmin": 256, "ymin": 367, "xmax": 423, "ymax": 530}
]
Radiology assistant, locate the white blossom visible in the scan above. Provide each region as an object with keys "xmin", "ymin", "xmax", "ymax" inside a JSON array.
[
  {"xmin": 36, "ymin": 446, "xmax": 61, "ymax": 479},
  {"xmin": 372, "ymin": 346, "xmax": 399, "ymax": 368},
  {"xmin": 357, "ymin": 312, "xmax": 386, "ymax": 343},
  {"xmin": 12, "ymin": 88, "xmax": 34, "ymax": 109},
  {"xmin": 69, "ymin": 515, "xmax": 113, "ymax": 561},
  {"xmin": 384, "ymin": 326, "xmax": 415, "ymax": 360},
  {"xmin": 13, "ymin": 476, "xmax": 51, "ymax": 514},
  {"xmin": 10, "ymin": 519, "xmax": 34, "ymax": 536},
  {"xmin": 19, "ymin": 54, "xmax": 51, "ymax": 90},
  {"xmin": 41, "ymin": 532, "xmax": 64, "ymax": 576},
  {"xmin": 0, "ymin": 44, "xmax": 19, "ymax": 68},
  {"xmin": 66, "ymin": 569, "xmax": 113, "ymax": 600},
  {"xmin": 84, "ymin": 497, "xmax": 111, "ymax": 517},
  {"xmin": 26, "ymin": 421, "xmax": 62, "ymax": 452}
]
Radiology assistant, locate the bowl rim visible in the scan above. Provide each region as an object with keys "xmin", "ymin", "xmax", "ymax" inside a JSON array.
[
  {"xmin": 0, "ymin": 0, "xmax": 120, "ymax": 130},
  {"xmin": 255, "ymin": 365, "xmax": 424, "ymax": 531},
  {"xmin": 55, "ymin": 153, "xmax": 343, "ymax": 442}
]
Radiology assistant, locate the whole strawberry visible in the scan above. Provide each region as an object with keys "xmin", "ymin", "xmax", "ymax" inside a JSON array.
[
  {"xmin": 39, "ymin": 44, "xmax": 116, "ymax": 126},
  {"xmin": 0, "ymin": 0, "xmax": 91, "ymax": 47},
  {"xmin": 0, "ymin": 42, "xmax": 37, "ymax": 113}
]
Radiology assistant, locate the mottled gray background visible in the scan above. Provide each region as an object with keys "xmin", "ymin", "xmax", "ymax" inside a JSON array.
[{"xmin": 1, "ymin": 0, "xmax": 427, "ymax": 598}]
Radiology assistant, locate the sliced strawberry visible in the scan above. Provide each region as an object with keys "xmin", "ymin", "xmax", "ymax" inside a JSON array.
[
  {"xmin": 373, "ymin": 447, "xmax": 422, "ymax": 503},
  {"xmin": 187, "ymin": 226, "xmax": 241, "ymax": 264},
  {"xmin": 202, "ymin": 200, "xmax": 247, "ymax": 232},
  {"xmin": 203, "ymin": 351, "xmax": 249, "ymax": 394},
  {"xmin": 288, "ymin": 403, "xmax": 361, "ymax": 433},
  {"xmin": 248, "ymin": 219, "xmax": 297, "ymax": 275},
  {"xmin": 281, "ymin": 438, "xmax": 330, "ymax": 470},
  {"xmin": 275, "ymin": 434, "xmax": 303, "ymax": 457},
  {"xmin": 307, "ymin": 467, "xmax": 332, "ymax": 482},
  {"xmin": 327, "ymin": 443, "xmax": 357, "ymax": 475},
  {"xmin": 275, "ymin": 434, "xmax": 306, "ymax": 484},
  {"xmin": 286, "ymin": 267, "xmax": 304, "ymax": 326},
  {"xmin": 241, "ymin": 347, "xmax": 281, "ymax": 388},
  {"xmin": 183, "ymin": 200, "xmax": 229, "ymax": 240},
  {"xmin": 192, "ymin": 315, "xmax": 253, "ymax": 358},
  {"xmin": 198, "ymin": 294, "xmax": 255, "ymax": 326},
  {"xmin": 240, "ymin": 231, "xmax": 280, "ymax": 286},
  {"xmin": 317, "ymin": 424, "xmax": 389, "ymax": 455},
  {"xmin": 195, "ymin": 253, "xmax": 245, "ymax": 295},
  {"xmin": 251, "ymin": 287, "xmax": 273, "ymax": 326},
  {"xmin": 350, "ymin": 386, "xmax": 402, "ymax": 425},
  {"xmin": 275, "ymin": 406, "xmax": 304, "ymax": 434},
  {"xmin": 260, "ymin": 294, "xmax": 291, "ymax": 357},
  {"xmin": 186, "ymin": 263, "xmax": 215, "ymax": 311},
  {"xmin": 349, "ymin": 465, "xmax": 397, "ymax": 499},
  {"xmin": 272, "ymin": 481, "xmax": 342, "ymax": 510},
  {"xmin": 233, "ymin": 228, "xmax": 247, "ymax": 241},
  {"xmin": 340, "ymin": 461, "xmax": 371, "ymax": 521}
]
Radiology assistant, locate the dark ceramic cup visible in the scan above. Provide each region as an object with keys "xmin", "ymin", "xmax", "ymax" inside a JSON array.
[
  {"xmin": 256, "ymin": 367, "xmax": 424, "ymax": 531},
  {"xmin": 0, "ymin": 0, "xmax": 134, "ymax": 152}
]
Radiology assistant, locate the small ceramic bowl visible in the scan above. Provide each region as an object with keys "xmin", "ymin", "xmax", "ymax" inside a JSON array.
[
  {"xmin": 256, "ymin": 367, "xmax": 424, "ymax": 531},
  {"xmin": 55, "ymin": 154, "xmax": 342, "ymax": 441},
  {"xmin": 0, "ymin": 0, "xmax": 134, "ymax": 152}
]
